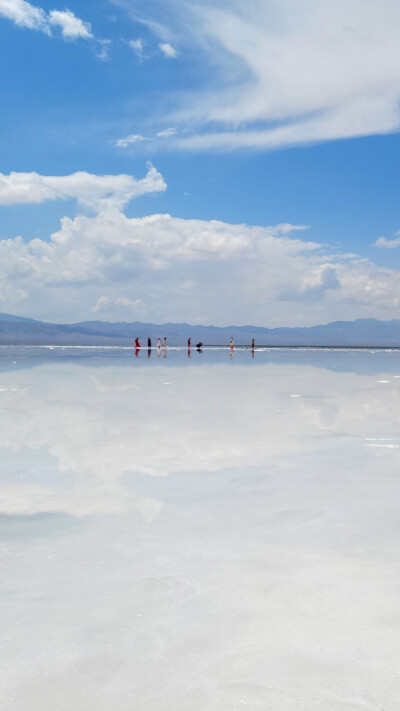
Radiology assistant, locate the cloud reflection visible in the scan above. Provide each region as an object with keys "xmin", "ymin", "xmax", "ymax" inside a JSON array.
[{"xmin": 0, "ymin": 357, "xmax": 399, "ymax": 517}]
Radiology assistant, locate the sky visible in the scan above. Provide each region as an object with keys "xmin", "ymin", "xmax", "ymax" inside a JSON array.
[{"xmin": 1, "ymin": 0, "xmax": 400, "ymax": 326}]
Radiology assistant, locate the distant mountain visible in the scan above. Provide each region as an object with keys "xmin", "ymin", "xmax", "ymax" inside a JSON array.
[
  {"xmin": 0, "ymin": 314, "xmax": 400, "ymax": 347},
  {"xmin": 0, "ymin": 313, "xmax": 43, "ymax": 324},
  {"xmin": 1, "ymin": 314, "xmax": 400, "ymax": 346}
]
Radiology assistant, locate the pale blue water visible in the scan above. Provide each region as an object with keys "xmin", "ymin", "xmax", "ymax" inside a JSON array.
[{"xmin": 1, "ymin": 348, "xmax": 400, "ymax": 710}]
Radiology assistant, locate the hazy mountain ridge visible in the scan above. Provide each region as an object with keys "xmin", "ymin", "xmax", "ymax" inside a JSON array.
[{"xmin": 1, "ymin": 314, "xmax": 400, "ymax": 346}]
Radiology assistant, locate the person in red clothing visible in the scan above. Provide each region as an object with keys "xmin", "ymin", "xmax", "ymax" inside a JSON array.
[{"xmin": 134, "ymin": 337, "xmax": 140, "ymax": 348}]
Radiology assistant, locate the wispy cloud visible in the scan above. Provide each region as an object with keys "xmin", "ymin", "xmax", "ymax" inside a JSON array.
[
  {"xmin": 115, "ymin": 128, "xmax": 177, "ymax": 148},
  {"xmin": 115, "ymin": 134, "xmax": 149, "ymax": 148},
  {"xmin": 129, "ymin": 38, "xmax": 144, "ymax": 59},
  {"xmin": 117, "ymin": 0, "xmax": 400, "ymax": 152},
  {"xmin": 156, "ymin": 127, "xmax": 177, "ymax": 138}
]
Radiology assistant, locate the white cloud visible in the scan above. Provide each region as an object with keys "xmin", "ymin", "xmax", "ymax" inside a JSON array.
[
  {"xmin": 129, "ymin": 37, "xmax": 144, "ymax": 59},
  {"xmin": 96, "ymin": 38, "xmax": 111, "ymax": 61},
  {"xmin": 375, "ymin": 232, "xmax": 400, "ymax": 249},
  {"xmin": 156, "ymin": 127, "xmax": 177, "ymax": 138},
  {"xmin": 159, "ymin": 42, "xmax": 177, "ymax": 58},
  {"xmin": 1, "ymin": 207, "xmax": 400, "ymax": 325},
  {"xmin": 93, "ymin": 295, "xmax": 144, "ymax": 313},
  {"xmin": 116, "ymin": 128, "xmax": 177, "ymax": 148},
  {"xmin": 0, "ymin": 163, "xmax": 166, "ymax": 211},
  {"xmin": 0, "ymin": 0, "xmax": 47, "ymax": 31},
  {"xmin": 280, "ymin": 265, "xmax": 340, "ymax": 301},
  {"xmin": 115, "ymin": 134, "xmax": 148, "ymax": 148},
  {"xmin": 125, "ymin": 0, "xmax": 400, "ymax": 151},
  {"xmin": 48, "ymin": 9, "xmax": 92, "ymax": 39},
  {"xmin": 0, "ymin": 0, "xmax": 101, "ymax": 47}
]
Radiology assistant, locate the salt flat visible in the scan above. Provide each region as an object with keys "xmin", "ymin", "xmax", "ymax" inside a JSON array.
[{"xmin": 0, "ymin": 348, "xmax": 399, "ymax": 710}]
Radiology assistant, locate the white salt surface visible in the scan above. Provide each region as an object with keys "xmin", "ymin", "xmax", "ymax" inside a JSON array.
[{"xmin": 0, "ymin": 350, "xmax": 400, "ymax": 710}]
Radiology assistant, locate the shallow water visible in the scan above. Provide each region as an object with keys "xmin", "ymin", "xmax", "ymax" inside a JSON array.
[{"xmin": 1, "ymin": 348, "xmax": 400, "ymax": 710}]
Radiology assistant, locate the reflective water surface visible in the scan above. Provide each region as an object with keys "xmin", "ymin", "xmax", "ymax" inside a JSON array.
[{"xmin": 1, "ymin": 348, "xmax": 400, "ymax": 710}]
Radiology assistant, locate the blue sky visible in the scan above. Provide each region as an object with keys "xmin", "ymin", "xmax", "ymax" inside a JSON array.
[{"xmin": 1, "ymin": 0, "xmax": 400, "ymax": 326}]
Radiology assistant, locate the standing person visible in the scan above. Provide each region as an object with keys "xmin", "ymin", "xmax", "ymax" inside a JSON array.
[
  {"xmin": 163, "ymin": 337, "xmax": 167, "ymax": 349},
  {"xmin": 229, "ymin": 336, "xmax": 234, "ymax": 350},
  {"xmin": 157, "ymin": 337, "xmax": 161, "ymax": 350},
  {"xmin": 148, "ymin": 337, "xmax": 152, "ymax": 349},
  {"xmin": 134, "ymin": 337, "xmax": 140, "ymax": 349},
  {"xmin": 251, "ymin": 338, "xmax": 255, "ymax": 350},
  {"xmin": 187, "ymin": 337, "xmax": 191, "ymax": 348}
]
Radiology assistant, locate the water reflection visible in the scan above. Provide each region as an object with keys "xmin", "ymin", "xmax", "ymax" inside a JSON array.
[
  {"xmin": 1, "ymin": 353, "xmax": 400, "ymax": 710},
  {"xmin": 0, "ymin": 355, "xmax": 399, "ymax": 518}
]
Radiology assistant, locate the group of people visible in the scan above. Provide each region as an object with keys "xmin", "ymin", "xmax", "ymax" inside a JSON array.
[
  {"xmin": 134, "ymin": 336, "xmax": 167, "ymax": 350},
  {"xmin": 133, "ymin": 336, "xmax": 167, "ymax": 357},
  {"xmin": 133, "ymin": 336, "xmax": 256, "ymax": 357}
]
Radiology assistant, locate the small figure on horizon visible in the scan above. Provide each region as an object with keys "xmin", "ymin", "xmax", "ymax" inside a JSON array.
[
  {"xmin": 157, "ymin": 337, "xmax": 161, "ymax": 349},
  {"xmin": 163, "ymin": 337, "xmax": 167, "ymax": 349},
  {"xmin": 148, "ymin": 337, "xmax": 152, "ymax": 349},
  {"xmin": 134, "ymin": 337, "xmax": 141, "ymax": 349},
  {"xmin": 187, "ymin": 337, "xmax": 191, "ymax": 348},
  {"xmin": 251, "ymin": 338, "xmax": 255, "ymax": 350},
  {"xmin": 196, "ymin": 342, "xmax": 203, "ymax": 352},
  {"xmin": 229, "ymin": 336, "xmax": 234, "ymax": 350}
]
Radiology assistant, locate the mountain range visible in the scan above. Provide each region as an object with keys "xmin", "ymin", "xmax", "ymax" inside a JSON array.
[{"xmin": 1, "ymin": 313, "xmax": 400, "ymax": 346}]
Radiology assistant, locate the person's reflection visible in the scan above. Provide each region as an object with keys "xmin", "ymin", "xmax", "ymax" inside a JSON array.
[
  {"xmin": 187, "ymin": 337, "xmax": 191, "ymax": 357},
  {"xmin": 147, "ymin": 347, "xmax": 151, "ymax": 358},
  {"xmin": 229, "ymin": 348, "xmax": 234, "ymax": 360},
  {"xmin": 135, "ymin": 346, "xmax": 140, "ymax": 358},
  {"xmin": 251, "ymin": 338, "xmax": 255, "ymax": 358}
]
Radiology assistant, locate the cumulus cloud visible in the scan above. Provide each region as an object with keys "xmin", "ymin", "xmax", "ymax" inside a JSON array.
[
  {"xmin": 48, "ymin": 9, "xmax": 92, "ymax": 39},
  {"xmin": 159, "ymin": 42, "xmax": 177, "ymax": 58},
  {"xmin": 0, "ymin": 0, "xmax": 104, "ymax": 50},
  {"xmin": 120, "ymin": 0, "xmax": 400, "ymax": 151},
  {"xmin": 0, "ymin": 163, "xmax": 166, "ymax": 211},
  {"xmin": 0, "ymin": 0, "xmax": 47, "ymax": 31},
  {"xmin": 280, "ymin": 265, "xmax": 340, "ymax": 301},
  {"xmin": 1, "ymin": 207, "xmax": 400, "ymax": 325},
  {"xmin": 375, "ymin": 232, "xmax": 400, "ymax": 249}
]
